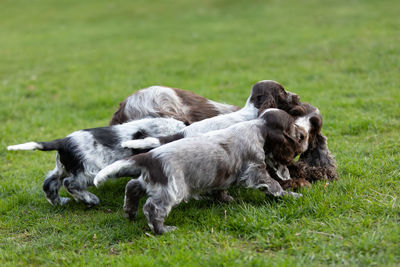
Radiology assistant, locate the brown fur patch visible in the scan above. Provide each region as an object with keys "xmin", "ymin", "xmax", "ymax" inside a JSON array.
[
  {"xmin": 215, "ymin": 159, "xmax": 232, "ymax": 188},
  {"xmin": 252, "ymin": 81, "xmax": 304, "ymax": 116},
  {"xmin": 132, "ymin": 152, "xmax": 168, "ymax": 185},
  {"xmin": 280, "ymin": 178, "xmax": 311, "ymax": 190},
  {"xmin": 287, "ymin": 159, "xmax": 337, "ymax": 183},
  {"xmin": 172, "ymin": 88, "xmax": 223, "ymax": 124},
  {"xmin": 260, "ymin": 110, "xmax": 301, "ymax": 165},
  {"xmin": 158, "ymin": 132, "xmax": 185, "ymax": 145},
  {"xmin": 109, "ymin": 100, "xmax": 129, "ymax": 125},
  {"xmin": 214, "ymin": 143, "xmax": 233, "ymax": 188}
]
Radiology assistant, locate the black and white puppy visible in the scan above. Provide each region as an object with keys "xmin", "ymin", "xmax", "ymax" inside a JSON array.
[
  {"xmin": 94, "ymin": 109, "xmax": 311, "ymax": 234},
  {"xmin": 109, "ymin": 85, "xmax": 239, "ymax": 125},
  {"xmin": 7, "ymin": 118, "xmax": 186, "ymax": 206}
]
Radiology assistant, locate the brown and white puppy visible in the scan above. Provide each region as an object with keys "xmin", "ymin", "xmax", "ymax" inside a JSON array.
[
  {"xmin": 279, "ymin": 103, "xmax": 338, "ymax": 189},
  {"xmin": 94, "ymin": 109, "xmax": 310, "ymax": 234},
  {"xmin": 109, "ymin": 86, "xmax": 240, "ymax": 125}
]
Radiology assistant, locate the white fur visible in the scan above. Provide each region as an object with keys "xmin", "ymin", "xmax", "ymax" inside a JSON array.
[
  {"xmin": 207, "ymin": 100, "xmax": 238, "ymax": 114},
  {"xmin": 94, "ymin": 159, "xmax": 134, "ymax": 187},
  {"xmin": 124, "ymin": 86, "xmax": 186, "ymax": 120},
  {"xmin": 295, "ymin": 108, "xmax": 320, "ymax": 133},
  {"xmin": 125, "ymin": 101, "xmax": 259, "ymax": 150},
  {"xmin": 181, "ymin": 103, "xmax": 258, "ymax": 137},
  {"xmin": 121, "ymin": 137, "xmax": 161, "ymax": 149},
  {"xmin": 7, "ymin": 142, "xmax": 42, "ymax": 151}
]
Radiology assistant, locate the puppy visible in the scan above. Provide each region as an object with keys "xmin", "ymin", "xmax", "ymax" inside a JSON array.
[
  {"xmin": 94, "ymin": 109, "xmax": 312, "ymax": 234},
  {"xmin": 7, "ymin": 118, "xmax": 186, "ymax": 206},
  {"xmin": 109, "ymin": 85, "xmax": 240, "ymax": 125},
  {"xmin": 283, "ymin": 103, "xmax": 338, "ymax": 189}
]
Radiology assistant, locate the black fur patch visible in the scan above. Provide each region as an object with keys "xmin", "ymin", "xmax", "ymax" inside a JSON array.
[
  {"xmin": 132, "ymin": 130, "xmax": 148, "ymax": 140},
  {"xmin": 130, "ymin": 148, "xmax": 151, "ymax": 155},
  {"xmin": 86, "ymin": 127, "xmax": 120, "ymax": 148},
  {"xmin": 58, "ymin": 137, "xmax": 84, "ymax": 176},
  {"xmin": 133, "ymin": 152, "xmax": 168, "ymax": 185},
  {"xmin": 38, "ymin": 139, "xmax": 65, "ymax": 151}
]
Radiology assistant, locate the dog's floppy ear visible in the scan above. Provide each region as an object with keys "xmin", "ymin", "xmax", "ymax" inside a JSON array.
[
  {"xmin": 298, "ymin": 133, "xmax": 338, "ymax": 181},
  {"xmin": 267, "ymin": 130, "xmax": 299, "ymax": 165},
  {"xmin": 310, "ymin": 115, "xmax": 322, "ymax": 134},
  {"xmin": 288, "ymin": 105, "xmax": 306, "ymax": 117}
]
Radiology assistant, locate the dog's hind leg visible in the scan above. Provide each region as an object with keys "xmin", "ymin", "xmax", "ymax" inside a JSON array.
[
  {"xmin": 124, "ymin": 178, "xmax": 146, "ymax": 220},
  {"xmin": 42, "ymin": 154, "xmax": 70, "ymax": 205},
  {"xmin": 143, "ymin": 195, "xmax": 177, "ymax": 235},
  {"xmin": 63, "ymin": 177, "xmax": 100, "ymax": 207}
]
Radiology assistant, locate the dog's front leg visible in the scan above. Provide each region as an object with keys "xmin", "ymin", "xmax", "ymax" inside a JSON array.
[
  {"xmin": 63, "ymin": 177, "xmax": 100, "ymax": 207},
  {"xmin": 212, "ymin": 190, "xmax": 234, "ymax": 203},
  {"xmin": 243, "ymin": 163, "xmax": 302, "ymax": 198}
]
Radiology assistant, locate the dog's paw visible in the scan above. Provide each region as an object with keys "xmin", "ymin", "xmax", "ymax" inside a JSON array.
[
  {"xmin": 213, "ymin": 190, "xmax": 235, "ymax": 203},
  {"xmin": 85, "ymin": 196, "xmax": 100, "ymax": 208},
  {"xmin": 46, "ymin": 197, "xmax": 71, "ymax": 206},
  {"xmin": 285, "ymin": 191, "xmax": 303, "ymax": 198},
  {"xmin": 164, "ymin": 226, "xmax": 177, "ymax": 233},
  {"xmin": 59, "ymin": 197, "xmax": 71, "ymax": 205}
]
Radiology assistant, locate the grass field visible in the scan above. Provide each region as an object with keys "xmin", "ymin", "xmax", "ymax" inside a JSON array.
[{"xmin": 1, "ymin": 0, "xmax": 399, "ymax": 265}]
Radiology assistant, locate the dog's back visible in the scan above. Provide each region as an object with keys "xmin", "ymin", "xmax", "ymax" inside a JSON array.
[{"xmin": 109, "ymin": 86, "xmax": 239, "ymax": 125}]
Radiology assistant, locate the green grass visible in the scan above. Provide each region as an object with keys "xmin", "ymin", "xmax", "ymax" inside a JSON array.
[{"xmin": 1, "ymin": 0, "xmax": 399, "ymax": 265}]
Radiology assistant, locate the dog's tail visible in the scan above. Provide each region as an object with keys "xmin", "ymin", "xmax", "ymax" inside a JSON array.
[
  {"xmin": 121, "ymin": 137, "xmax": 161, "ymax": 150},
  {"xmin": 7, "ymin": 139, "xmax": 64, "ymax": 151},
  {"xmin": 94, "ymin": 159, "xmax": 140, "ymax": 187}
]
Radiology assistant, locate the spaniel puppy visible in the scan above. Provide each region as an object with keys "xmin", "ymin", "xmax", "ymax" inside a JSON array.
[
  {"xmin": 7, "ymin": 118, "xmax": 186, "ymax": 206},
  {"xmin": 94, "ymin": 109, "xmax": 311, "ymax": 234},
  {"xmin": 119, "ymin": 80, "xmax": 301, "ymax": 152},
  {"xmin": 109, "ymin": 85, "xmax": 240, "ymax": 125},
  {"xmin": 279, "ymin": 103, "xmax": 338, "ymax": 189}
]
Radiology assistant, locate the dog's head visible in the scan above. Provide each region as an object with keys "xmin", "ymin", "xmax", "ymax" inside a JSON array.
[
  {"xmin": 259, "ymin": 109, "xmax": 309, "ymax": 165},
  {"xmin": 292, "ymin": 103, "xmax": 323, "ymax": 154},
  {"xmin": 248, "ymin": 80, "xmax": 303, "ymax": 116}
]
